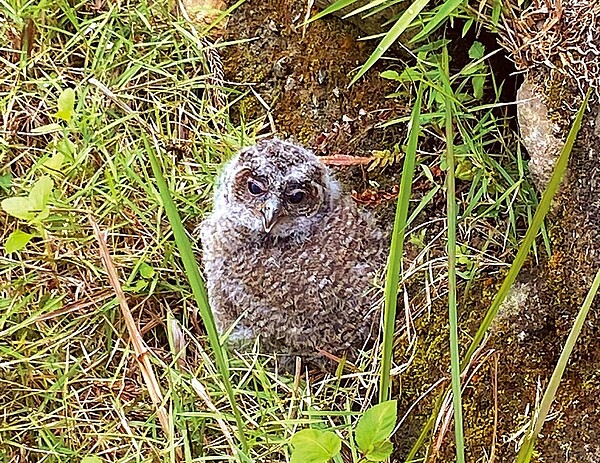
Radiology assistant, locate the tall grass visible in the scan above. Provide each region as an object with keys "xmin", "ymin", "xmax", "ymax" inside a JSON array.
[
  {"xmin": 379, "ymin": 84, "xmax": 424, "ymax": 403},
  {"xmin": 87, "ymin": 77, "xmax": 249, "ymax": 453},
  {"xmin": 461, "ymin": 89, "xmax": 591, "ymax": 368},
  {"xmin": 406, "ymin": 88, "xmax": 591, "ymax": 460},
  {"xmin": 441, "ymin": 46, "xmax": 465, "ymax": 463},
  {"xmin": 143, "ymin": 136, "xmax": 250, "ymax": 454}
]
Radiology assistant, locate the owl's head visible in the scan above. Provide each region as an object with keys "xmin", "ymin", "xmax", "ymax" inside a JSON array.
[{"xmin": 214, "ymin": 138, "xmax": 341, "ymax": 239}]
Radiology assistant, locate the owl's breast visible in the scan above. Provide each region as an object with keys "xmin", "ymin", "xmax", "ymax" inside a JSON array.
[{"xmin": 220, "ymin": 232, "xmax": 373, "ymax": 314}]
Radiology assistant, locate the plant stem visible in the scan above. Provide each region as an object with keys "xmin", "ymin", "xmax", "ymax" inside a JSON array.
[{"xmin": 442, "ymin": 46, "xmax": 465, "ymax": 463}]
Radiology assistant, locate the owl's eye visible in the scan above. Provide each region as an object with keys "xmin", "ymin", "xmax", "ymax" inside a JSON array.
[
  {"xmin": 248, "ymin": 179, "xmax": 266, "ymax": 195},
  {"xmin": 286, "ymin": 190, "xmax": 305, "ymax": 204}
]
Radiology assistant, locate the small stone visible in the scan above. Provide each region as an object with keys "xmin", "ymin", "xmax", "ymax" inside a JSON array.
[{"xmin": 284, "ymin": 76, "xmax": 297, "ymax": 92}]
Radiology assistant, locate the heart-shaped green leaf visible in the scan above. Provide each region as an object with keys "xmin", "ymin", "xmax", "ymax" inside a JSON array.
[
  {"xmin": 355, "ymin": 400, "xmax": 398, "ymax": 454},
  {"xmin": 5, "ymin": 229, "xmax": 34, "ymax": 253},
  {"xmin": 1, "ymin": 197, "xmax": 35, "ymax": 220},
  {"xmin": 54, "ymin": 87, "xmax": 76, "ymax": 122},
  {"xmin": 290, "ymin": 429, "xmax": 341, "ymax": 463}
]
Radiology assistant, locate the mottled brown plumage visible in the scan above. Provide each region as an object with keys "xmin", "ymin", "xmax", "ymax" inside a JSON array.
[{"xmin": 200, "ymin": 138, "xmax": 385, "ymax": 371}]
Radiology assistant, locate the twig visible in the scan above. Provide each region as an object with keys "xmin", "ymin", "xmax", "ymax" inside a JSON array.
[{"xmin": 90, "ymin": 217, "xmax": 172, "ymax": 439}]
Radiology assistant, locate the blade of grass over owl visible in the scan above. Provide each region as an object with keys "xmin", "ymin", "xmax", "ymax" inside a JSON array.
[
  {"xmin": 441, "ymin": 46, "xmax": 465, "ymax": 463},
  {"xmin": 88, "ymin": 78, "xmax": 249, "ymax": 454},
  {"xmin": 142, "ymin": 135, "xmax": 250, "ymax": 455},
  {"xmin": 516, "ymin": 267, "xmax": 600, "ymax": 463},
  {"xmin": 379, "ymin": 83, "xmax": 424, "ymax": 403},
  {"xmin": 405, "ymin": 89, "xmax": 591, "ymax": 458}
]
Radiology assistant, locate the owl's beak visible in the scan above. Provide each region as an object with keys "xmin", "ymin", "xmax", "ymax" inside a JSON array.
[{"xmin": 261, "ymin": 198, "xmax": 282, "ymax": 233}]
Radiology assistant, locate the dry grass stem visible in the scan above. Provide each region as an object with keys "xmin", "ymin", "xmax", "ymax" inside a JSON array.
[{"xmin": 90, "ymin": 217, "xmax": 172, "ymax": 439}]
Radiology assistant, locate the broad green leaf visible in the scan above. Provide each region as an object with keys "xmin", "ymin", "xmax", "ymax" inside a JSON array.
[
  {"xmin": 382, "ymin": 68, "xmax": 424, "ymax": 84},
  {"xmin": 44, "ymin": 152, "xmax": 65, "ymax": 171},
  {"xmin": 365, "ymin": 440, "xmax": 394, "ymax": 461},
  {"xmin": 139, "ymin": 262, "xmax": 155, "ymax": 279},
  {"xmin": 380, "ymin": 70, "xmax": 402, "ymax": 81},
  {"xmin": 350, "ymin": 0, "xmax": 431, "ymax": 85},
  {"xmin": 472, "ymin": 75, "xmax": 485, "ymax": 100},
  {"xmin": 290, "ymin": 429, "xmax": 341, "ymax": 463},
  {"xmin": 1, "ymin": 197, "xmax": 35, "ymax": 220},
  {"xmin": 468, "ymin": 41, "xmax": 484, "ymax": 59},
  {"xmin": 5, "ymin": 229, "xmax": 34, "ymax": 253},
  {"xmin": 355, "ymin": 400, "xmax": 398, "ymax": 453},
  {"xmin": 401, "ymin": 68, "xmax": 429, "ymax": 82},
  {"xmin": 28, "ymin": 175, "xmax": 53, "ymax": 210},
  {"xmin": 54, "ymin": 87, "xmax": 76, "ymax": 122}
]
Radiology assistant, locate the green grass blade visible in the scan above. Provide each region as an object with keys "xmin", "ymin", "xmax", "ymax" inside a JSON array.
[
  {"xmin": 88, "ymin": 77, "xmax": 249, "ymax": 454},
  {"xmin": 306, "ymin": 0, "xmax": 361, "ymax": 24},
  {"xmin": 516, "ymin": 266, "xmax": 600, "ymax": 463},
  {"xmin": 379, "ymin": 83, "xmax": 424, "ymax": 403},
  {"xmin": 141, "ymin": 137, "xmax": 250, "ymax": 454},
  {"xmin": 409, "ymin": 0, "xmax": 465, "ymax": 44},
  {"xmin": 342, "ymin": 0, "xmax": 390, "ymax": 18},
  {"xmin": 461, "ymin": 89, "xmax": 591, "ymax": 369},
  {"xmin": 349, "ymin": 0, "xmax": 432, "ymax": 86},
  {"xmin": 441, "ymin": 46, "xmax": 465, "ymax": 463}
]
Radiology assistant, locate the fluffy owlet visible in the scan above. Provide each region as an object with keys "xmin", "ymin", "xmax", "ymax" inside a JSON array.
[{"xmin": 200, "ymin": 138, "xmax": 385, "ymax": 371}]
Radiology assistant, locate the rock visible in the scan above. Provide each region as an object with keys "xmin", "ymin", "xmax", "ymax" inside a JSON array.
[{"xmin": 517, "ymin": 79, "xmax": 564, "ymax": 190}]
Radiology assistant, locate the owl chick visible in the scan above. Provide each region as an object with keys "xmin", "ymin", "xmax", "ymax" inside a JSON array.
[{"xmin": 200, "ymin": 138, "xmax": 385, "ymax": 371}]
